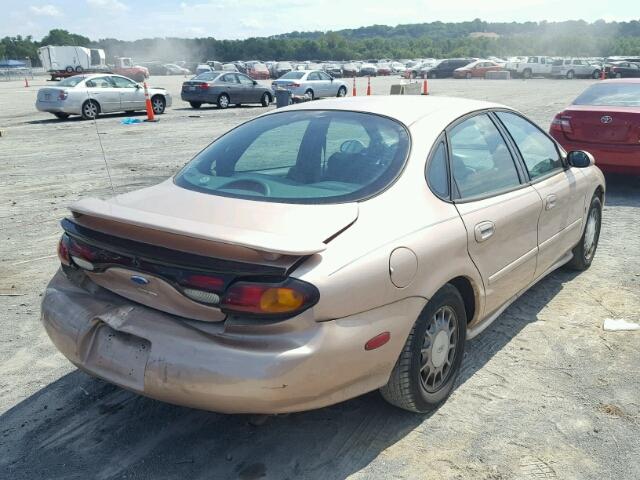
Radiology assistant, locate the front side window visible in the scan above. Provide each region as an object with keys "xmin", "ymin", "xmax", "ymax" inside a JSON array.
[
  {"xmin": 496, "ymin": 112, "xmax": 562, "ymax": 180},
  {"xmin": 237, "ymin": 74, "xmax": 254, "ymax": 86},
  {"xmin": 110, "ymin": 76, "xmax": 137, "ymax": 88},
  {"xmin": 175, "ymin": 111, "xmax": 410, "ymax": 204},
  {"xmin": 86, "ymin": 76, "xmax": 113, "ymax": 88},
  {"xmin": 449, "ymin": 114, "xmax": 521, "ymax": 199},
  {"xmin": 221, "ymin": 74, "xmax": 238, "ymax": 83}
]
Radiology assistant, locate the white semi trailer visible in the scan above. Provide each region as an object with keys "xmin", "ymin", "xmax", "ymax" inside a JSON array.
[{"xmin": 38, "ymin": 46, "xmax": 107, "ymax": 80}]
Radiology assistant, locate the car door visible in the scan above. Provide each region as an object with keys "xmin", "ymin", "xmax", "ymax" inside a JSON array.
[
  {"xmin": 109, "ymin": 75, "xmax": 145, "ymax": 110},
  {"xmin": 495, "ymin": 111, "xmax": 587, "ymax": 277},
  {"xmin": 85, "ymin": 76, "xmax": 121, "ymax": 112},
  {"xmin": 219, "ymin": 73, "xmax": 241, "ymax": 103},
  {"xmin": 317, "ymin": 71, "xmax": 335, "ymax": 96},
  {"xmin": 236, "ymin": 73, "xmax": 261, "ymax": 103},
  {"xmin": 306, "ymin": 71, "xmax": 322, "ymax": 96},
  {"xmin": 449, "ymin": 112, "xmax": 542, "ymax": 316},
  {"xmin": 629, "ymin": 63, "xmax": 640, "ymax": 77}
]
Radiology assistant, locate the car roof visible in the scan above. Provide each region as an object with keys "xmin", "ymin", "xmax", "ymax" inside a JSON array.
[
  {"xmin": 269, "ymin": 95, "xmax": 508, "ymax": 127},
  {"xmin": 600, "ymin": 78, "xmax": 640, "ymax": 84}
]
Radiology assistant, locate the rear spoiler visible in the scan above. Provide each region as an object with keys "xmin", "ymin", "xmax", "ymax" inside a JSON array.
[{"xmin": 70, "ymin": 197, "xmax": 327, "ymax": 256}]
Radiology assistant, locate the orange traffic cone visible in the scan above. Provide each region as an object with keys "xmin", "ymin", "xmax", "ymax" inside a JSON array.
[
  {"xmin": 600, "ymin": 68, "xmax": 606, "ymax": 80},
  {"xmin": 24, "ymin": 77, "xmax": 29, "ymax": 88},
  {"xmin": 352, "ymin": 76, "xmax": 356, "ymax": 96},
  {"xmin": 422, "ymin": 79, "xmax": 429, "ymax": 95},
  {"xmin": 143, "ymin": 82, "xmax": 157, "ymax": 122},
  {"xmin": 366, "ymin": 76, "xmax": 371, "ymax": 96}
]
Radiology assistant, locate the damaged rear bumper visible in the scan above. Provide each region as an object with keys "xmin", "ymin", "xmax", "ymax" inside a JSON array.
[{"xmin": 41, "ymin": 270, "xmax": 423, "ymax": 414}]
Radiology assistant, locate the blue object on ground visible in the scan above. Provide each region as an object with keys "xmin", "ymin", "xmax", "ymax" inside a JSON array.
[{"xmin": 121, "ymin": 118, "xmax": 142, "ymax": 125}]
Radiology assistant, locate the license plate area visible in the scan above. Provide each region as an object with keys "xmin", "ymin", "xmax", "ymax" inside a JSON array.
[{"xmin": 82, "ymin": 323, "xmax": 150, "ymax": 391}]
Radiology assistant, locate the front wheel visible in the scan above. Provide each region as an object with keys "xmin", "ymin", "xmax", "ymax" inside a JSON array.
[
  {"xmin": 592, "ymin": 70, "xmax": 601, "ymax": 79},
  {"xmin": 260, "ymin": 92, "xmax": 271, "ymax": 107},
  {"xmin": 217, "ymin": 93, "xmax": 230, "ymax": 109},
  {"xmin": 465, "ymin": 72, "xmax": 472, "ymax": 79},
  {"xmin": 151, "ymin": 95, "xmax": 166, "ymax": 114},
  {"xmin": 381, "ymin": 284, "xmax": 467, "ymax": 413},
  {"xmin": 615, "ymin": 72, "xmax": 622, "ymax": 79},
  {"xmin": 337, "ymin": 86, "xmax": 347, "ymax": 97},
  {"xmin": 566, "ymin": 195, "xmax": 602, "ymax": 271},
  {"xmin": 566, "ymin": 70, "xmax": 575, "ymax": 79}
]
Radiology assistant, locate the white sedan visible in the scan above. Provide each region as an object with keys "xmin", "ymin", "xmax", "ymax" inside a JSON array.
[{"xmin": 35, "ymin": 74, "xmax": 172, "ymax": 120}]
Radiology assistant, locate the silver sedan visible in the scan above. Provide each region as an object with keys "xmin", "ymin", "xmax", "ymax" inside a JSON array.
[
  {"xmin": 35, "ymin": 74, "xmax": 172, "ymax": 120},
  {"xmin": 271, "ymin": 70, "xmax": 348, "ymax": 99}
]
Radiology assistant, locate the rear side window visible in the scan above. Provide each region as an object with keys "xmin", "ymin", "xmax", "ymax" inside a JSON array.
[
  {"xmin": 449, "ymin": 114, "xmax": 521, "ymax": 199},
  {"xmin": 426, "ymin": 142, "xmax": 449, "ymax": 199},
  {"xmin": 496, "ymin": 112, "xmax": 562, "ymax": 180},
  {"xmin": 175, "ymin": 111, "xmax": 410, "ymax": 204}
]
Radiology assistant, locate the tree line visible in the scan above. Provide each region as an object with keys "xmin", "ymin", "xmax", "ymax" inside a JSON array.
[{"xmin": 2, "ymin": 20, "xmax": 640, "ymax": 65}]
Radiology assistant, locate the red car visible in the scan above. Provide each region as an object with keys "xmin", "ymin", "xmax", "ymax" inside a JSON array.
[
  {"xmin": 453, "ymin": 60, "xmax": 503, "ymax": 79},
  {"xmin": 550, "ymin": 79, "xmax": 640, "ymax": 174}
]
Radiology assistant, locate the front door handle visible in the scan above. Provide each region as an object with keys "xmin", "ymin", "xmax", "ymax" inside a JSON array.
[
  {"xmin": 545, "ymin": 194, "xmax": 557, "ymax": 210},
  {"xmin": 474, "ymin": 221, "xmax": 495, "ymax": 242}
]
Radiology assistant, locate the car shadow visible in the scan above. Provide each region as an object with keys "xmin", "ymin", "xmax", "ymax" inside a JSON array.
[
  {"xmin": 26, "ymin": 111, "xmax": 150, "ymax": 125},
  {"xmin": 173, "ymin": 105, "xmax": 268, "ymax": 112},
  {"xmin": 602, "ymin": 174, "xmax": 640, "ymax": 208},
  {"xmin": 0, "ymin": 270, "xmax": 573, "ymax": 480}
]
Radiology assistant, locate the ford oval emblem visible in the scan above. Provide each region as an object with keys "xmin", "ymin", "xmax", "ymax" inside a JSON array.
[
  {"xmin": 600, "ymin": 115, "xmax": 613, "ymax": 124},
  {"xmin": 130, "ymin": 275, "xmax": 150, "ymax": 286}
]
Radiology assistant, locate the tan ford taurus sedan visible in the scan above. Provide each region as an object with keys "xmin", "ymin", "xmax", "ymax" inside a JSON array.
[{"xmin": 41, "ymin": 96, "xmax": 605, "ymax": 414}]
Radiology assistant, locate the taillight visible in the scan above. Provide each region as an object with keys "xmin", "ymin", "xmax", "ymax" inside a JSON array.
[
  {"xmin": 551, "ymin": 113, "xmax": 573, "ymax": 134},
  {"xmin": 57, "ymin": 234, "xmax": 71, "ymax": 266},
  {"xmin": 58, "ymin": 90, "xmax": 68, "ymax": 100},
  {"xmin": 220, "ymin": 279, "xmax": 319, "ymax": 317}
]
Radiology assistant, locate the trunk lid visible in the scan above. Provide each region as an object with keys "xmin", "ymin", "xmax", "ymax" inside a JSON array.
[
  {"xmin": 37, "ymin": 88, "xmax": 64, "ymax": 102},
  {"xmin": 563, "ymin": 105, "xmax": 640, "ymax": 144}
]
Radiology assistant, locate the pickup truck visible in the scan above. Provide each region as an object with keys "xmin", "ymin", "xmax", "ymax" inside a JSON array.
[
  {"xmin": 111, "ymin": 57, "xmax": 149, "ymax": 82},
  {"xmin": 505, "ymin": 56, "xmax": 555, "ymax": 79}
]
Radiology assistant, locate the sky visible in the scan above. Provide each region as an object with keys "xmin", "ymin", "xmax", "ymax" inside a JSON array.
[{"xmin": 2, "ymin": 0, "xmax": 638, "ymax": 41}]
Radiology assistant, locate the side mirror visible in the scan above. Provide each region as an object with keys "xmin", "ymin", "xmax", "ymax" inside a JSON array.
[
  {"xmin": 253, "ymin": 80, "xmax": 258, "ymax": 86},
  {"xmin": 567, "ymin": 150, "xmax": 594, "ymax": 168},
  {"xmin": 135, "ymin": 84, "xmax": 141, "ymax": 89},
  {"xmin": 330, "ymin": 76, "xmax": 334, "ymax": 82}
]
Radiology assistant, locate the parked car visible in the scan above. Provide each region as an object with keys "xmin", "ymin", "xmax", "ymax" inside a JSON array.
[
  {"xmin": 453, "ymin": 60, "xmax": 503, "ymax": 79},
  {"xmin": 322, "ymin": 63, "xmax": 343, "ymax": 78},
  {"xmin": 41, "ymin": 96, "xmax": 604, "ymax": 415},
  {"xmin": 342, "ymin": 62, "xmax": 359, "ymax": 77},
  {"xmin": 222, "ymin": 63, "xmax": 238, "ymax": 72},
  {"xmin": 504, "ymin": 56, "xmax": 555, "ymax": 79},
  {"xmin": 359, "ymin": 63, "xmax": 378, "ymax": 77},
  {"xmin": 376, "ymin": 63, "xmax": 392, "ymax": 76},
  {"xmin": 195, "ymin": 64, "xmax": 213, "ymax": 75},
  {"xmin": 551, "ymin": 58, "xmax": 602, "ymax": 79},
  {"xmin": 271, "ymin": 70, "xmax": 348, "ymax": 99},
  {"xmin": 605, "ymin": 61, "xmax": 640, "ymax": 79},
  {"xmin": 164, "ymin": 63, "xmax": 190, "ymax": 75},
  {"xmin": 550, "ymin": 79, "xmax": 640, "ymax": 174},
  {"xmin": 272, "ymin": 61, "xmax": 293, "ymax": 78},
  {"xmin": 181, "ymin": 71, "xmax": 273, "ymax": 109},
  {"xmin": 247, "ymin": 62, "xmax": 270, "ymax": 80},
  {"xmin": 426, "ymin": 58, "xmax": 475, "ymax": 78},
  {"xmin": 35, "ymin": 73, "xmax": 171, "ymax": 120}
]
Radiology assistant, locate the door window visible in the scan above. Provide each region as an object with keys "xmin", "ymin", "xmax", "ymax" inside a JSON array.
[
  {"xmin": 426, "ymin": 141, "xmax": 449, "ymax": 199},
  {"xmin": 307, "ymin": 72, "xmax": 320, "ymax": 80},
  {"xmin": 221, "ymin": 74, "xmax": 239, "ymax": 83},
  {"xmin": 495, "ymin": 112, "xmax": 562, "ymax": 180},
  {"xmin": 110, "ymin": 76, "xmax": 137, "ymax": 88},
  {"xmin": 449, "ymin": 114, "xmax": 521, "ymax": 199},
  {"xmin": 237, "ymin": 74, "xmax": 254, "ymax": 86},
  {"xmin": 86, "ymin": 76, "xmax": 114, "ymax": 88},
  {"xmin": 318, "ymin": 71, "xmax": 331, "ymax": 80}
]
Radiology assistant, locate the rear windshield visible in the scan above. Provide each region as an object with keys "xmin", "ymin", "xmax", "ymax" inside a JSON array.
[
  {"xmin": 280, "ymin": 71, "xmax": 305, "ymax": 79},
  {"xmin": 573, "ymin": 83, "xmax": 640, "ymax": 107},
  {"xmin": 175, "ymin": 110, "xmax": 410, "ymax": 204},
  {"xmin": 58, "ymin": 76, "xmax": 86, "ymax": 87}
]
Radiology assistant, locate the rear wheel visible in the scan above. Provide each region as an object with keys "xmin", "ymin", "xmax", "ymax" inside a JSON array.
[
  {"xmin": 151, "ymin": 95, "xmax": 166, "ymax": 114},
  {"xmin": 566, "ymin": 195, "xmax": 602, "ymax": 271},
  {"xmin": 381, "ymin": 284, "xmax": 466, "ymax": 413},
  {"xmin": 81, "ymin": 100, "xmax": 99, "ymax": 120},
  {"xmin": 65, "ymin": 66, "xmax": 74, "ymax": 73},
  {"xmin": 53, "ymin": 112, "xmax": 69, "ymax": 119},
  {"xmin": 189, "ymin": 102, "xmax": 202, "ymax": 109},
  {"xmin": 75, "ymin": 66, "xmax": 83, "ymax": 73},
  {"xmin": 566, "ymin": 70, "xmax": 575, "ymax": 79},
  {"xmin": 592, "ymin": 69, "xmax": 601, "ymax": 79},
  {"xmin": 429, "ymin": 72, "xmax": 437, "ymax": 79},
  {"xmin": 523, "ymin": 69, "xmax": 532, "ymax": 79},
  {"xmin": 261, "ymin": 92, "xmax": 271, "ymax": 107},
  {"xmin": 217, "ymin": 93, "xmax": 230, "ymax": 109},
  {"xmin": 305, "ymin": 89, "xmax": 314, "ymax": 100}
]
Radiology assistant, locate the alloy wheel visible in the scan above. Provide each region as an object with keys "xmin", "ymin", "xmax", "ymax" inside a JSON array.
[{"xmin": 420, "ymin": 305, "xmax": 458, "ymax": 393}]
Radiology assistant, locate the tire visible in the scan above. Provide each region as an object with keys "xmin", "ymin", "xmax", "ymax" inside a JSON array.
[
  {"xmin": 566, "ymin": 195, "xmax": 602, "ymax": 271},
  {"xmin": 65, "ymin": 66, "xmax": 74, "ymax": 73},
  {"xmin": 592, "ymin": 70, "xmax": 601, "ymax": 79},
  {"xmin": 217, "ymin": 93, "xmax": 230, "ymax": 109},
  {"xmin": 380, "ymin": 284, "xmax": 467, "ymax": 413},
  {"xmin": 53, "ymin": 112, "xmax": 69, "ymax": 119},
  {"xmin": 189, "ymin": 102, "xmax": 202, "ymax": 109},
  {"xmin": 615, "ymin": 72, "xmax": 622, "ymax": 79},
  {"xmin": 566, "ymin": 70, "xmax": 575, "ymax": 79},
  {"xmin": 337, "ymin": 86, "xmax": 347, "ymax": 97},
  {"xmin": 465, "ymin": 72, "xmax": 472, "ymax": 79},
  {"xmin": 523, "ymin": 69, "xmax": 532, "ymax": 79},
  {"xmin": 305, "ymin": 89, "xmax": 314, "ymax": 100},
  {"xmin": 151, "ymin": 95, "xmax": 166, "ymax": 114},
  {"xmin": 81, "ymin": 100, "xmax": 99, "ymax": 120},
  {"xmin": 429, "ymin": 72, "xmax": 437, "ymax": 79},
  {"xmin": 75, "ymin": 66, "xmax": 83, "ymax": 73},
  {"xmin": 410, "ymin": 72, "xmax": 417, "ymax": 79},
  {"xmin": 260, "ymin": 92, "xmax": 271, "ymax": 107}
]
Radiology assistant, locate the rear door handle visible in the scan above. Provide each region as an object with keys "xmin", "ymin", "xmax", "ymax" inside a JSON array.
[
  {"xmin": 545, "ymin": 194, "xmax": 557, "ymax": 210},
  {"xmin": 474, "ymin": 221, "xmax": 495, "ymax": 242}
]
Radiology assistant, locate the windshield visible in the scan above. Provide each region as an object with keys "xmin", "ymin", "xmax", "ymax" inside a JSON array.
[
  {"xmin": 280, "ymin": 71, "xmax": 305, "ymax": 79},
  {"xmin": 58, "ymin": 76, "xmax": 86, "ymax": 87},
  {"xmin": 175, "ymin": 110, "xmax": 410, "ymax": 204},
  {"xmin": 573, "ymin": 83, "xmax": 640, "ymax": 107}
]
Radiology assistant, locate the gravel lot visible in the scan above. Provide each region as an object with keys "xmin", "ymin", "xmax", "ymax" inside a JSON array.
[{"xmin": 1, "ymin": 75, "xmax": 639, "ymax": 480}]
